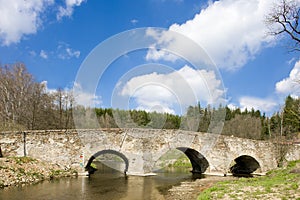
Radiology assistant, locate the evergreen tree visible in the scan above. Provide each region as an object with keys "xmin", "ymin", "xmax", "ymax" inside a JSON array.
[{"xmin": 283, "ymin": 95, "xmax": 300, "ymax": 137}]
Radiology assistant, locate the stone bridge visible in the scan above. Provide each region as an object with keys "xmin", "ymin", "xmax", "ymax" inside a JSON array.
[{"xmin": 0, "ymin": 129, "xmax": 299, "ymax": 176}]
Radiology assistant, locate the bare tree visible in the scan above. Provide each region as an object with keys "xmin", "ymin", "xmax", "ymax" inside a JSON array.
[
  {"xmin": 0, "ymin": 63, "xmax": 35, "ymax": 130},
  {"xmin": 52, "ymin": 89, "xmax": 75, "ymax": 129},
  {"xmin": 0, "ymin": 63, "xmax": 55, "ymax": 130},
  {"xmin": 266, "ymin": 0, "xmax": 300, "ymax": 51}
]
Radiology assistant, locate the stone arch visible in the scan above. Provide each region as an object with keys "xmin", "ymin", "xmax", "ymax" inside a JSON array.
[
  {"xmin": 230, "ymin": 155, "xmax": 260, "ymax": 175},
  {"xmin": 85, "ymin": 149, "xmax": 129, "ymax": 175},
  {"xmin": 176, "ymin": 147, "xmax": 209, "ymax": 174}
]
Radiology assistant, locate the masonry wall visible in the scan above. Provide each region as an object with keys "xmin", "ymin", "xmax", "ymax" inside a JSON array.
[
  {"xmin": 0, "ymin": 130, "xmax": 83, "ymax": 169},
  {"xmin": 0, "ymin": 129, "xmax": 299, "ymax": 174}
]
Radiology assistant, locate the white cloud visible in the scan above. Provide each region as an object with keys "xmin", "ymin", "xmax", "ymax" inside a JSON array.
[
  {"xmin": 39, "ymin": 50, "xmax": 48, "ymax": 59},
  {"xmin": 239, "ymin": 96, "xmax": 277, "ymax": 113},
  {"xmin": 73, "ymin": 82, "xmax": 102, "ymax": 107},
  {"xmin": 145, "ymin": 46, "xmax": 179, "ymax": 62},
  {"xmin": 41, "ymin": 81, "xmax": 57, "ymax": 94},
  {"xmin": 57, "ymin": 0, "xmax": 86, "ymax": 20},
  {"xmin": 130, "ymin": 19, "xmax": 138, "ymax": 25},
  {"xmin": 0, "ymin": 0, "xmax": 54, "ymax": 45},
  {"xmin": 227, "ymin": 103, "xmax": 238, "ymax": 111},
  {"xmin": 66, "ymin": 48, "xmax": 80, "ymax": 58},
  {"xmin": 116, "ymin": 65, "xmax": 226, "ymax": 114},
  {"xmin": 57, "ymin": 43, "xmax": 81, "ymax": 59},
  {"xmin": 43, "ymin": 81, "xmax": 101, "ymax": 107},
  {"xmin": 146, "ymin": 0, "xmax": 276, "ymax": 70},
  {"xmin": 276, "ymin": 60, "xmax": 300, "ymax": 97},
  {"xmin": 0, "ymin": 0, "xmax": 86, "ymax": 46}
]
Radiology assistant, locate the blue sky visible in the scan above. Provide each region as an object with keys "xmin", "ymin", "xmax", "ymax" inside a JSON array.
[{"xmin": 0, "ymin": 0, "xmax": 299, "ymax": 116}]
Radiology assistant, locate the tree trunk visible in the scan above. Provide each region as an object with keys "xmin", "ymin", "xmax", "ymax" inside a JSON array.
[{"xmin": 0, "ymin": 146, "xmax": 3, "ymax": 157}]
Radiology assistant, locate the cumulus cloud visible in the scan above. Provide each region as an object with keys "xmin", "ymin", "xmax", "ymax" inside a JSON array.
[
  {"xmin": 57, "ymin": 43, "xmax": 81, "ymax": 59},
  {"xmin": 42, "ymin": 81, "xmax": 101, "ymax": 107},
  {"xmin": 41, "ymin": 81, "xmax": 102, "ymax": 107},
  {"xmin": 239, "ymin": 96, "xmax": 277, "ymax": 113},
  {"xmin": 146, "ymin": 0, "xmax": 276, "ymax": 70},
  {"xmin": 276, "ymin": 60, "xmax": 300, "ymax": 97},
  {"xmin": 40, "ymin": 50, "xmax": 48, "ymax": 59},
  {"xmin": 0, "ymin": 0, "xmax": 54, "ymax": 45},
  {"xmin": 57, "ymin": 0, "xmax": 86, "ymax": 20},
  {"xmin": 66, "ymin": 48, "xmax": 81, "ymax": 58},
  {"xmin": 145, "ymin": 46, "xmax": 179, "ymax": 62},
  {"xmin": 115, "ymin": 65, "xmax": 226, "ymax": 114},
  {"xmin": 0, "ymin": 0, "xmax": 86, "ymax": 46},
  {"xmin": 41, "ymin": 81, "xmax": 57, "ymax": 94},
  {"xmin": 227, "ymin": 103, "xmax": 238, "ymax": 111},
  {"xmin": 73, "ymin": 82, "xmax": 102, "ymax": 107}
]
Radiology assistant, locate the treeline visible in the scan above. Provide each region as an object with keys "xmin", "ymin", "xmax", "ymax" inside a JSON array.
[
  {"xmin": 0, "ymin": 63, "xmax": 299, "ymax": 141},
  {"xmin": 262, "ymin": 96, "xmax": 300, "ymax": 140},
  {"xmin": 0, "ymin": 63, "xmax": 74, "ymax": 130}
]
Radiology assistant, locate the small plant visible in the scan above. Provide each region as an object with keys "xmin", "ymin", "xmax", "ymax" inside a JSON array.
[
  {"xmin": 90, "ymin": 162, "xmax": 97, "ymax": 169},
  {"xmin": 50, "ymin": 169, "xmax": 62, "ymax": 177},
  {"xmin": 13, "ymin": 157, "xmax": 36, "ymax": 164},
  {"xmin": 17, "ymin": 167, "xmax": 25, "ymax": 174},
  {"xmin": 30, "ymin": 172, "xmax": 44, "ymax": 180}
]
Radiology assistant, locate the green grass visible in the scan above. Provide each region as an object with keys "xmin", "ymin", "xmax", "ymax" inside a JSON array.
[
  {"xmin": 171, "ymin": 155, "xmax": 192, "ymax": 168},
  {"xmin": 12, "ymin": 156, "xmax": 37, "ymax": 164},
  {"xmin": 156, "ymin": 149, "xmax": 192, "ymax": 169},
  {"xmin": 50, "ymin": 169, "xmax": 63, "ymax": 177},
  {"xmin": 198, "ymin": 160, "xmax": 300, "ymax": 200}
]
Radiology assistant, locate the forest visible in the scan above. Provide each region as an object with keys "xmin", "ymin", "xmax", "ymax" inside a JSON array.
[{"xmin": 0, "ymin": 63, "xmax": 299, "ymax": 142}]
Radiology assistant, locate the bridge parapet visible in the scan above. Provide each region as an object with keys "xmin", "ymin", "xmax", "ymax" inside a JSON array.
[{"xmin": 1, "ymin": 129, "xmax": 299, "ymax": 175}]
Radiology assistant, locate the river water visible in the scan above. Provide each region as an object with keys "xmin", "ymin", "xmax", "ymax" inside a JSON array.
[{"xmin": 0, "ymin": 163, "xmax": 202, "ymax": 200}]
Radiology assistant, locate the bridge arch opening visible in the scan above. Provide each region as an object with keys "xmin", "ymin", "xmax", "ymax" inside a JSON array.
[
  {"xmin": 230, "ymin": 155, "xmax": 260, "ymax": 176},
  {"xmin": 85, "ymin": 150, "xmax": 129, "ymax": 175},
  {"xmin": 176, "ymin": 147, "xmax": 209, "ymax": 174}
]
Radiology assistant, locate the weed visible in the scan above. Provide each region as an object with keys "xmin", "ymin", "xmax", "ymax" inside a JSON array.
[{"xmin": 50, "ymin": 170, "xmax": 62, "ymax": 177}]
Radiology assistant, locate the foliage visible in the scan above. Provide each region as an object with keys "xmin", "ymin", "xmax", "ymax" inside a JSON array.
[
  {"xmin": 90, "ymin": 162, "xmax": 97, "ymax": 169},
  {"xmin": 283, "ymin": 95, "xmax": 300, "ymax": 136},
  {"xmin": 171, "ymin": 155, "xmax": 192, "ymax": 168}
]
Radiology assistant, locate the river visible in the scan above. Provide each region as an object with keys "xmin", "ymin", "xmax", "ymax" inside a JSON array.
[{"xmin": 0, "ymin": 162, "xmax": 205, "ymax": 200}]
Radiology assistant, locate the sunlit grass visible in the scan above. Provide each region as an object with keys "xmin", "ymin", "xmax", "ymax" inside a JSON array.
[{"xmin": 198, "ymin": 160, "xmax": 300, "ymax": 200}]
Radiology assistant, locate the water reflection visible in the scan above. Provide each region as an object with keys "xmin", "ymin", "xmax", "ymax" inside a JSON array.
[{"xmin": 0, "ymin": 162, "xmax": 199, "ymax": 200}]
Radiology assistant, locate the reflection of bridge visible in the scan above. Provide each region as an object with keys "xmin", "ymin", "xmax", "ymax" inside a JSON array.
[{"xmin": 1, "ymin": 129, "xmax": 299, "ymax": 175}]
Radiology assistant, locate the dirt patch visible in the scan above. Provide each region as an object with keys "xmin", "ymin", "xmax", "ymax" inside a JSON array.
[{"xmin": 165, "ymin": 176, "xmax": 236, "ymax": 200}]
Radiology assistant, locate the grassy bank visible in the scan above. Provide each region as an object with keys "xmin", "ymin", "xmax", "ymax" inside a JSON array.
[
  {"xmin": 198, "ymin": 160, "xmax": 300, "ymax": 200},
  {"xmin": 156, "ymin": 149, "xmax": 192, "ymax": 169},
  {"xmin": 0, "ymin": 157, "xmax": 77, "ymax": 188}
]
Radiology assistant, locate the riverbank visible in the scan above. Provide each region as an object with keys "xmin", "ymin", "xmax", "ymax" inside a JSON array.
[
  {"xmin": 165, "ymin": 175, "xmax": 237, "ymax": 200},
  {"xmin": 197, "ymin": 160, "xmax": 300, "ymax": 199},
  {"xmin": 164, "ymin": 160, "xmax": 300, "ymax": 200},
  {"xmin": 0, "ymin": 157, "xmax": 77, "ymax": 188}
]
